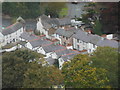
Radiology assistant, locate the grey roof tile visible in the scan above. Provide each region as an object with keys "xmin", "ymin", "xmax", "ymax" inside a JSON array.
[
  {"xmin": 2, "ymin": 22, "xmax": 23, "ymax": 35},
  {"xmin": 20, "ymin": 32, "xmax": 40, "ymax": 41},
  {"xmin": 58, "ymin": 18, "xmax": 71, "ymax": 26},
  {"xmin": 55, "ymin": 49, "xmax": 79, "ymax": 57},
  {"xmin": 55, "ymin": 28, "xmax": 78, "ymax": 38},
  {"xmin": 60, "ymin": 53, "xmax": 78, "ymax": 62},
  {"xmin": 45, "ymin": 57, "xmax": 55, "ymax": 65},
  {"xmin": 41, "ymin": 15, "xmax": 59, "ymax": 28},
  {"xmin": 73, "ymin": 30, "xmax": 90, "ymax": 42},
  {"xmin": 43, "ymin": 44, "xmax": 66, "ymax": 53},
  {"xmin": 88, "ymin": 34, "xmax": 102, "ymax": 44},
  {"xmin": 96, "ymin": 39, "xmax": 118, "ymax": 48},
  {"xmin": 30, "ymin": 39, "xmax": 52, "ymax": 48}
]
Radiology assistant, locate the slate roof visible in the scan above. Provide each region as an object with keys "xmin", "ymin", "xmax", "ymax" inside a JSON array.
[
  {"xmin": 20, "ymin": 32, "xmax": 40, "ymax": 41},
  {"xmin": 42, "ymin": 44, "xmax": 66, "ymax": 53},
  {"xmin": 42, "ymin": 22, "xmax": 52, "ymax": 29},
  {"xmin": 45, "ymin": 57, "xmax": 55, "ymax": 65},
  {"xmin": 55, "ymin": 49, "xmax": 79, "ymax": 57},
  {"xmin": 58, "ymin": 18, "xmax": 71, "ymax": 26},
  {"xmin": 30, "ymin": 39, "xmax": 52, "ymax": 48},
  {"xmin": 88, "ymin": 34, "xmax": 102, "ymax": 45},
  {"xmin": 60, "ymin": 53, "xmax": 78, "ymax": 62},
  {"xmin": 2, "ymin": 22, "xmax": 23, "ymax": 35},
  {"xmin": 40, "ymin": 15, "xmax": 60, "ymax": 28},
  {"xmin": 73, "ymin": 30, "xmax": 90, "ymax": 42},
  {"xmin": 96, "ymin": 39, "xmax": 119, "ymax": 48},
  {"xmin": 55, "ymin": 28, "xmax": 78, "ymax": 38}
]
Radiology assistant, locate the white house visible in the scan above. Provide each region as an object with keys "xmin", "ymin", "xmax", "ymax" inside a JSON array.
[
  {"xmin": 73, "ymin": 30, "xmax": 103, "ymax": 53},
  {"xmin": 20, "ymin": 31, "xmax": 41, "ymax": 42},
  {"xmin": 58, "ymin": 53, "xmax": 79, "ymax": 69},
  {"xmin": 26, "ymin": 39, "xmax": 52, "ymax": 51},
  {"xmin": 54, "ymin": 27, "xmax": 78, "ymax": 48},
  {"xmin": 1, "ymin": 17, "xmax": 25, "ymax": 46},
  {"xmin": 36, "ymin": 15, "xmax": 59, "ymax": 39},
  {"xmin": 38, "ymin": 44, "xmax": 66, "ymax": 58},
  {"xmin": 73, "ymin": 29, "xmax": 118, "ymax": 53},
  {"xmin": 51, "ymin": 49, "xmax": 77, "ymax": 59}
]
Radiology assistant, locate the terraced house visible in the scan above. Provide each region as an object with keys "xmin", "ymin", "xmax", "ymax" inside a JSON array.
[
  {"xmin": 73, "ymin": 29, "xmax": 118, "ymax": 53},
  {"xmin": 55, "ymin": 27, "xmax": 78, "ymax": 49},
  {"xmin": 0, "ymin": 17, "xmax": 25, "ymax": 46}
]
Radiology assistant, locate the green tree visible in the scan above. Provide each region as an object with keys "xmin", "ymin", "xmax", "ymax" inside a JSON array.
[
  {"xmin": 2, "ymin": 49, "xmax": 43, "ymax": 88},
  {"xmin": 90, "ymin": 47, "xmax": 119, "ymax": 88},
  {"xmin": 23, "ymin": 61, "xmax": 64, "ymax": 88},
  {"xmin": 2, "ymin": 2, "xmax": 41, "ymax": 19},
  {"xmin": 62, "ymin": 54, "xmax": 110, "ymax": 88},
  {"xmin": 40, "ymin": 2, "xmax": 67, "ymax": 18},
  {"xmin": 93, "ymin": 20, "xmax": 102, "ymax": 35}
]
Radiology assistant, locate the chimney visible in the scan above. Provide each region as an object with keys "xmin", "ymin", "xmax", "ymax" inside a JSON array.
[
  {"xmin": 48, "ymin": 15, "xmax": 51, "ymax": 18},
  {"xmin": 62, "ymin": 26, "xmax": 65, "ymax": 29},
  {"xmin": 75, "ymin": 26, "xmax": 77, "ymax": 29}
]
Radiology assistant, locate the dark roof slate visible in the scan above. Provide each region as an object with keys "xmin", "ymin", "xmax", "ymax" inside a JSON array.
[
  {"xmin": 96, "ymin": 39, "xmax": 118, "ymax": 48},
  {"xmin": 42, "ymin": 44, "xmax": 66, "ymax": 53},
  {"xmin": 55, "ymin": 28, "xmax": 78, "ymax": 38},
  {"xmin": 30, "ymin": 39, "xmax": 52, "ymax": 48},
  {"xmin": 20, "ymin": 32, "xmax": 39, "ymax": 41},
  {"xmin": 2, "ymin": 22, "xmax": 23, "ymax": 35}
]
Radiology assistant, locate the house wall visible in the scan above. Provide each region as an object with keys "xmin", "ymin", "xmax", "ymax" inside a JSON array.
[
  {"xmin": 37, "ymin": 47, "xmax": 46, "ymax": 55},
  {"xmin": 73, "ymin": 38, "xmax": 88, "ymax": 51},
  {"xmin": 25, "ymin": 42, "xmax": 33, "ymax": 50},
  {"xmin": 51, "ymin": 52, "xmax": 58, "ymax": 59},
  {"xmin": 54, "ymin": 33, "xmax": 62, "ymax": 44},
  {"xmin": 0, "ymin": 33, "xmax": 4, "ymax": 46},
  {"xmin": 1, "ymin": 27, "xmax": 24, "ymax": 46},
  {"xmin": 36, "ymin": 18, "xmax": 46, "ymax": 34},
  {"xmin": 61, "ymin": 36, "xmax": 73, "ymax": 46},
  {"xmin": 73, "ymin": 38, "xmax": 98, "ymax": 53},
  {"xmin": 58, "ymin": 58, "xmax": 65, "ymax": 70},
  {"xmin": 106, "ymin": 34, "xmax": 113, "ymax": 40},
  {"xmin": 87, "ymin": 43, "xmax": 97, "ymax": 53}
]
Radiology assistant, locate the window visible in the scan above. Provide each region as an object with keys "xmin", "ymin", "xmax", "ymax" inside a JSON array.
[
  {"xmin": 83, "ymin": 47, "xmax": 85, "ymax": 50},
  {"xmin": 66, "ymin": 37, "xmax": 68, "ymax": 40},
  {"xmin": 89, "ymin": 49, "xmax": 91, "ymax": 52},
  {"xmin": 64, "ymin": 42, "xmax": 66, "ymax": 46},
  {"xmin": 77, "ymin": 45, "xmax": 80, "ymax": 50},
  {"xmin": 93, "ymin": 44, "xmax": 95, "ymax": 48},
  {"xmin": 77, "ymin": 39, "xmax": 79, "ymax": 43}
]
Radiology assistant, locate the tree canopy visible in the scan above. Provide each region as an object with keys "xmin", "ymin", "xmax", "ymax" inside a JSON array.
[
  {"xmin": 2, "ymin": 2, "xmax": 41, "ymax": 19},
  {"xmin": 62, "ymin": 54, "xmax": 110, "ymax": 88},
  {"xmin": 23, "ymin": 61, "xmax": 64, "ymax": 88},
  {"xmin": 2, "ymin": 49, "xmax": 43, "ymax": 88},
  {"xmin": 40, "ymin": 2, "xmax": 67, "ymax": 18},
  {"xmin": 90, "ymin": 47, "xmax": 119, "ymax": 88},
  {"xmin": 82, "ymin": 2, "xmax": 118, "ymax": 34},
  {"xmin": 2, "ymin": 2, "xmax": 68, "ymax": 19},
  {"xmin": 2, "ymin": 49, "xmax": 63, "ymax": 88}
]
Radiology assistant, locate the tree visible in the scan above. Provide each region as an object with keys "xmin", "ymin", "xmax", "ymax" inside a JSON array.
[
  {"xmin": 2, "ymin": 2, "xmax": 41, "ymax": 19},
  {"xmin": 62, "ymin": 54, "xmax": 110, "ymax": 88},
  {"xmin": 83, "ymin": 2, "xmax": 118, "ymax": 34},
  {"xmin": 2, "ymin": 49, "xmax": 43, "ymax": 88},
  {"xmin": 90, "ymin": 47, "xmax": 119, "ymax": 88},
  {"xmin": 23, "ymin": 61, "xmax": 64, "ymax": 88},
  {"xmin": 93, "ymin": 20, "xmax": 102, "ymax": 35},
  {"xmin": 40, "ymin": 2, "xmax": 67, "ymax": 18}
]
